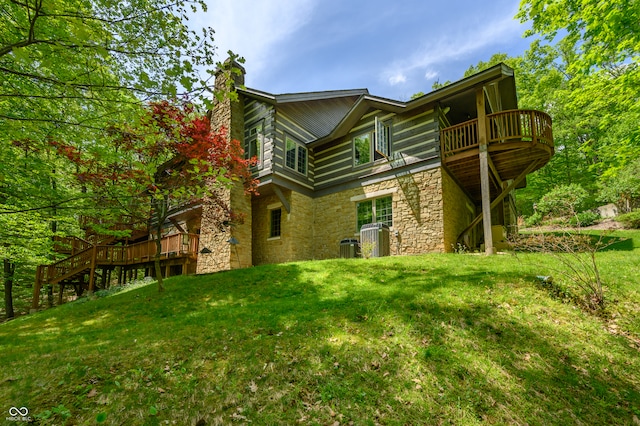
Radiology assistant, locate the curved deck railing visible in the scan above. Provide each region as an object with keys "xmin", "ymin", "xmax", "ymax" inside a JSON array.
[{"xmin": 441, "ymin": 109, "xmax": 553, "ymax": 158}]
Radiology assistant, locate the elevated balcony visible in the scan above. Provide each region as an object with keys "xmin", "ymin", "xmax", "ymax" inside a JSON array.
[{"xmin": 441, "ymin": 109, "xmax": 553, "ymax": 202}]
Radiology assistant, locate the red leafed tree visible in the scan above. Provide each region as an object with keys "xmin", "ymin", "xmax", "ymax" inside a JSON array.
[{"xmin": 51, "ymin": 100, "xmax": 258, "ymax": 291}]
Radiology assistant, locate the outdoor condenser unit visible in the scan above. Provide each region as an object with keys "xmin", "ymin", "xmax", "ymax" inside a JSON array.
[
  {"xmin": 359, "ymin": 223, "xmax": 390, "ymax": 257},
  {"xmin": 339, "ymin": 238, "xmax": 360, "ymax": 258}
]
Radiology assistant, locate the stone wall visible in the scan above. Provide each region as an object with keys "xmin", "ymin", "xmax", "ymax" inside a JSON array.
[
  {"xmin": 272, "ymin": 168, "xmax": 445, "ymax": 263},
  {"xmin": 251, "ymin": 189, "xmax": 314, "ymax": 265},
  {"xmin": 196, "ymin": 59, "xmax": 250, "ymax": 274},
  {"xmin": 441, "ymin": 169, "xmax": 476, "ymax": 252}
]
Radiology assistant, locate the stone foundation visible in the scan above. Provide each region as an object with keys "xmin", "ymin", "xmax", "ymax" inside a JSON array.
[{"xmin": 249, "ymin": 167, "xmax": 449, "ymax": 264}]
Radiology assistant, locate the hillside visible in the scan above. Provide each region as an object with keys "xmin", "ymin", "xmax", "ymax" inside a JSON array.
[{"xmin": 1, "ymin": 231, "xmax": 639, "ymax": 425}]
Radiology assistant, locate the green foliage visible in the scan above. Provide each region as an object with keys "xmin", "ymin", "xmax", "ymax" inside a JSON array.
[
  {"xmin": 35, "ymin": 404, "xmax": 71, "ymax": 421},
  {"xmin": 569, "ymin": 210, "xmax": 601, "ymax": 227},
  {"xmin": 515, "ymin": 0, "xmax": 640, "ymax": 216},
  {"xmin": 599, "ymin": 158, "xmax": 640, "ymax": 212},
  {"xmin": 517, "ymin": 0, "xmax": 640, "ymax": 74},
  {"xmin": 524, "ymin": 211, "xmax": 543, "ymax": 227},
  {"xmin": 537, "ymin": 184, "xmax": 589, "ymax": 217},
  {"xmin": 617, "ymin": 209, "xmax": 640, "ymax": 229}
]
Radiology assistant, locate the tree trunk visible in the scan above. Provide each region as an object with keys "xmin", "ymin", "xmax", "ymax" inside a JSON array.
[
  {"xmin": 3, "ymin": 259, "xmax": 15, "ymax": 319},
  {"xmin": 154, "ymin": 234, "xmax": 164, "ymax": 292},
  {"xmin": 152, "ymin": 196, "xmax": 168, "ymax": 292}
]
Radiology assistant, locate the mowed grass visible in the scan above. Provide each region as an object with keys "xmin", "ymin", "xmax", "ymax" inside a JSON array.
[{"xmin": 1, "ymin": 231, "xmax": 639, "ymax": 425}]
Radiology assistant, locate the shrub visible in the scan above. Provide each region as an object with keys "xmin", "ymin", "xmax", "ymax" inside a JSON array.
[
  {"xmin": 511, "ymin": 231, "xmax": 613, "ymax": 312},
  {"xmin": 524, "ymin": 211, "xmax": 543, "ymax": 227},
  {"xmin": 569, "ymin": 210, "xmax": 600, "ymax": 227},
  {"xmin": 537, "ymin": 184, "xmax": 588, "ymax": 217},
  {"xmin": 617, "ymin": 209, "xmax": 640, "ymax": 228}
]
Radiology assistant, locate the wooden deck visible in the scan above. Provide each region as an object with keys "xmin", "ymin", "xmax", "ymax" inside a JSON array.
[
  {"xmin": 32, "ymin": 233, "xmax": 199, "ymax": 309},
  {"xmin": 441, "ymin": 109, "xmax": 553, "ymax": 202}
]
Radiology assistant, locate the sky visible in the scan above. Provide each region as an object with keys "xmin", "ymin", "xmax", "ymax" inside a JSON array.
[{"xmin": 194, "ymin": 0, "xmax": 533, "ymax": 101}]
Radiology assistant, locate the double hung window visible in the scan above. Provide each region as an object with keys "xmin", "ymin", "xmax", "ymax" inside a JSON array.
[
  {"xmin": 356, "ymin": 196, "xmax": 392, "ymax": 231},
  {"xmin": 247, "ymin": 122, "xmax": 263, "ymax": 167},
  {"xmin": 270, "ymin": 208, "xmax": 282, "ymax": 238},
  {"xmin": 285, "ymin": 136, "xmax": 307, "ymax": 175}
]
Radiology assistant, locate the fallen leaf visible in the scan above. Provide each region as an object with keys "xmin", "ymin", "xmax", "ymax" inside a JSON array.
[
  {"xmin": 157, "ymin": 388, "xmax": 166, "ymax": 394},
  {"xmin": 87, "ymin": 388, "xmax": 98, "ymax": 398},
  {"xmin": 249, "ymin": 381, "xmax": 258, "ymax": 393}
]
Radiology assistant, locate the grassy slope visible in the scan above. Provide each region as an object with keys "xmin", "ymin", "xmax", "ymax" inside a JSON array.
[{"xmin": 1, "ymin": 231, "xmax": 639, "ymax": 425}]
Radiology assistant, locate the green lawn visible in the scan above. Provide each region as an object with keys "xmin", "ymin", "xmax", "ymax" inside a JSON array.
[{"xmin": 1, "ymin": 231, "xmax": 639, "ymax": 425}]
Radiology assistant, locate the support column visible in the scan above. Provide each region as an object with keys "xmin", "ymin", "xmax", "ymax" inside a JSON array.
[
  {"xmin": 477, "ymin": 87, "xmax": 495, "ymax": 255},
  {"xmin": 88, "ymin": 245, "xmax": 98, "ymax": 293}
]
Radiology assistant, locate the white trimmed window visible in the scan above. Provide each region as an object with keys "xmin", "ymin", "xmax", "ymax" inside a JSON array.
[
  {"xmin": 247, "ymin": 122, "xmax": 263, "ymax": 167},
  {"xmin": 356, "ymin": 196, "xmax": 392, "ymax": 231},
  {"xmin": 285, "ymin": 136, "xmax": 307, "ymax": 175},
  {"xmin": 353, "ymin": 117, "xmax": 391, "ymax": 166}
]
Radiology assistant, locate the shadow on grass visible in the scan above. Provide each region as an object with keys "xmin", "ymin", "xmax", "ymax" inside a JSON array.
[{"xmin": 1, "ymin": 257, "xmax": 639, "ymax": 424}]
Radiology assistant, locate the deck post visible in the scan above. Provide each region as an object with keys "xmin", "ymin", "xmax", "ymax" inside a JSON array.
[
  {"xmin": 477, "ymin": 87, "xmax": 495, "ymax": 255},
  {"xmin": 88, "ymin": 245, "xmax": 97, "ymax": 294}
]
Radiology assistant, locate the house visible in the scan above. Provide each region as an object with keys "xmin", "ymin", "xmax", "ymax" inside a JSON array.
[
  {"xmin": 194, "ymin": 60, "xmax": 554, "ymax": 273},
  {"xmin": 31, "ymin": 60, "xmax": 553, "ymax": 308}
]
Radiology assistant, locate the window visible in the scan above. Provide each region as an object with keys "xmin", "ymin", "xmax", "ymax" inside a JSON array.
[
  {"xmin": 375, "ymin": 117, "xmax": 391, "ymax": 159},
  {"xmin": 270, "ymin": 208, "xmax": 282, "ymax": 238},
  {"xmin": 356, "ymin": 196, "xmax": 392, "ymax": 231},
  {"xmin": 354, "ymin": 132, "xmax": 371, "ymax": 166},
  {"xmin": 285, "ymin": 136, "xmax": 307, "ymax": 175},
  {"xmin": 353, "ymin": 117, "xmax": 391, "ymax": 166},
  {"xmin": 247, "ymin": 122, "xmax": 263, "ymax": 167}
]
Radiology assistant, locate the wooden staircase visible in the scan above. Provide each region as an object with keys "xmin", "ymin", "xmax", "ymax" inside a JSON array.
[{"xmin": 32, "ymin": 233, "xmax": 199, "ymax": 309}]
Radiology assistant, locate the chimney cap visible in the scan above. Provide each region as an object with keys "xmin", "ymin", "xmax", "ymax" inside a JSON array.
[{"xmin": 215, "ymin": 56, "xmax": 246, "ymax": 77}]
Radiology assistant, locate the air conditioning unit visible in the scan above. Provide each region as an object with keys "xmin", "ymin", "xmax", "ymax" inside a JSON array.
[
  {"xmin": 339, "ymin": 238, "xmax": 360, "ymax": 258},
  {"xmin": 359, "ymin": 223, "xmax": 390, "ymax": 257}
]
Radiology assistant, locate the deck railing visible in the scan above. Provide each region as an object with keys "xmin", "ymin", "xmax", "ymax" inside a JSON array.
[
  {"xmin": 441, "ymin": 119, "xmax": 478, "ymax": 157},
  {"xmin": 39, "ymin": 233, "xmax": 199, "ymax": 285},
  {"xmin": 441, "ymin": 109, "xmax": 553, "ymax": 157},
  {"xmin": 487, "ymin": 109, "xmax": 553, "ymax": 147}
]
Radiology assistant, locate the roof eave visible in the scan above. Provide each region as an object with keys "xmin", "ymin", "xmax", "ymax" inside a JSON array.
[{"xmin": 407, "ymin": 63, "xmax": 514, "ymax": 109}]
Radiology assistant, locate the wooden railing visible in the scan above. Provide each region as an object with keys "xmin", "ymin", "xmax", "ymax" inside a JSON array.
[
  {"xmin": 441, "ymin": 119, "xmax": 478, "ymax": 157},
  {"xmin": 441, "ymin": 109, "xmax": 553, "ymax": 157},
  {"xmin": 39, "ymin": 233, "xmax": 199, "ymax": 285},
  {"xmin": 487, "ymin": 109, "xmax": 553, "ymax": 147},
  {"xmin": 53, "ymin": 236, "xmax": 92, "ymax": 255}
]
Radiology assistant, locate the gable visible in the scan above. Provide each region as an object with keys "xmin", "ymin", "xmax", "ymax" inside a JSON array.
[{"xmin": 276, "ymin": 95, "xmax": 361, "ymax": 139}]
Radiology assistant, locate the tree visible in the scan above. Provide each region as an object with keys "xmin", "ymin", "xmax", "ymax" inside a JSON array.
[
  {"xmin": 1, "ymin": 0, "xmax": 242, "ymax": 308},
  {"xmin": 1, "ymin": 0, "xmax": 223, "ymax": 135},
  {"xmin": 50, "ymin": 101, "xmax": 258, "ymax": 291},
  {"xmin": 517, "ymin": 0, "xmax": 640, "ymax": 213},
  {"xmin": 517, "ymin": 0, "xmax": 640, "ymax": 74}
]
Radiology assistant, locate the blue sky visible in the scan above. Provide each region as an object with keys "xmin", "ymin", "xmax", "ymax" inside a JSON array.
[{"xmin": 196, "ymin": 0, "xmax": 532, "ymax": 100}]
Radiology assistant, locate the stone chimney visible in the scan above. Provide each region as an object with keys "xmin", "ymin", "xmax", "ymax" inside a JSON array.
[{"xmin": 196, "ymin": 58, "xmax": 252, "ymax": 274}]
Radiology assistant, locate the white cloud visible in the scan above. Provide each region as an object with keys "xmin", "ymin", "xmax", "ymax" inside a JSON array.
[
  {"xmin": 191, "ymin": 0, "xmax": 317, "ymax": 79},
  {"xmin": 388, "ymin": 73, "xmax": 407, "ymax": 85},
  {"xmin": 424, "ymin": 70, "xmax": 438, "ymax": 80},
  {"xmin": 381, "ymin": 12, "xmax": 522, "ymax": 87}
]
